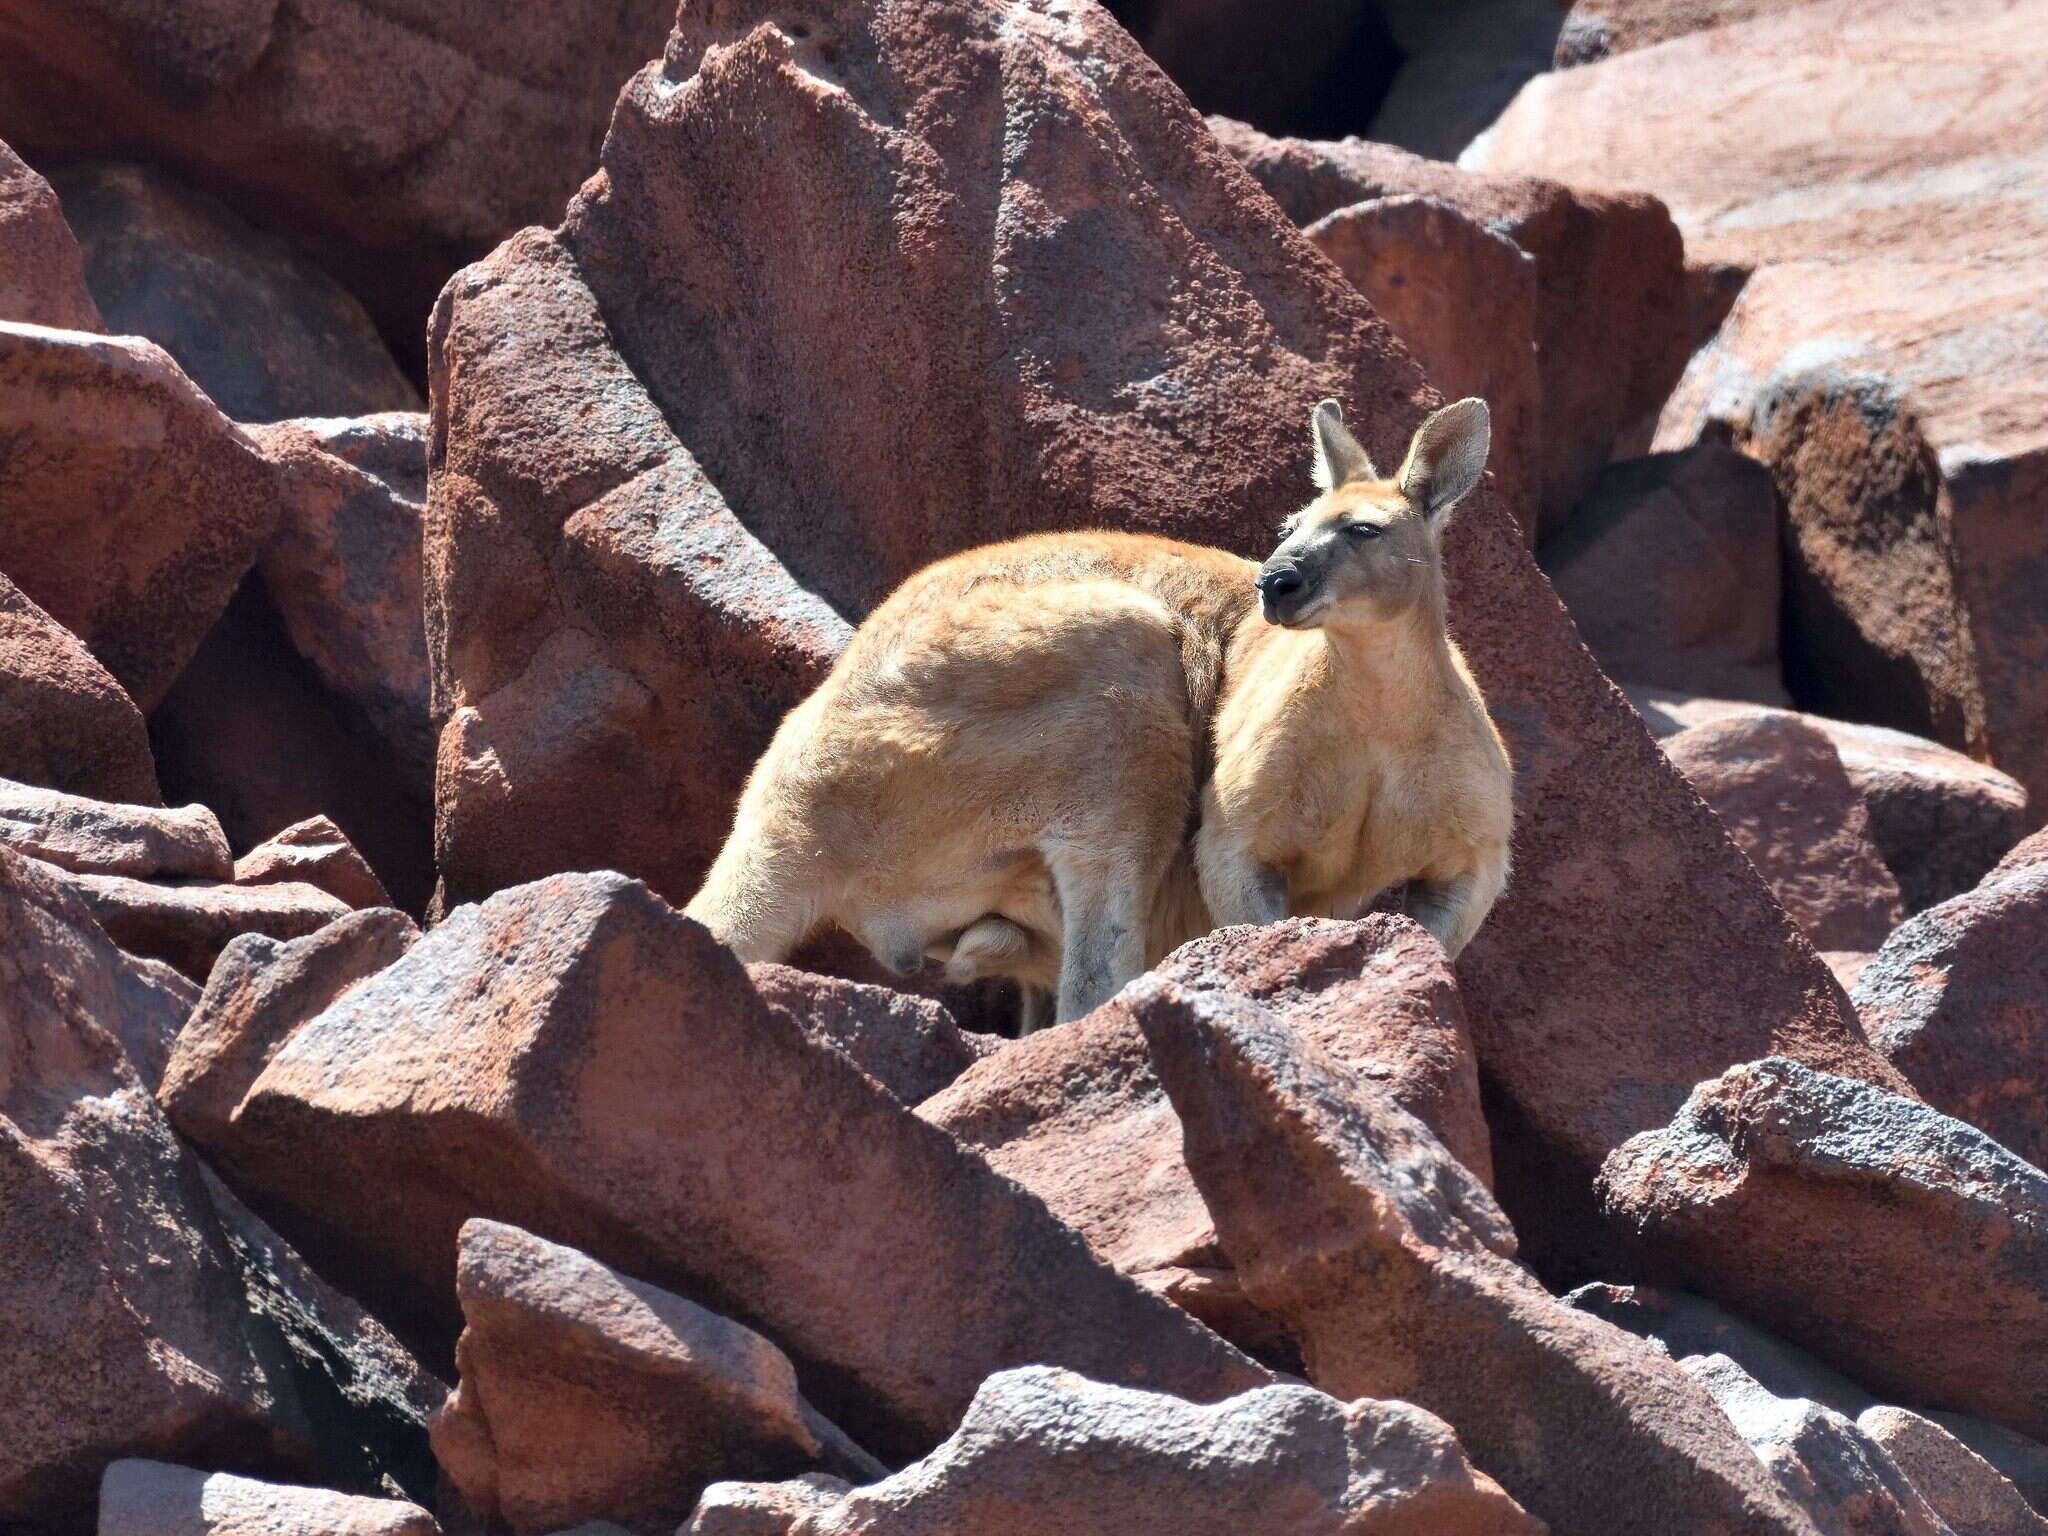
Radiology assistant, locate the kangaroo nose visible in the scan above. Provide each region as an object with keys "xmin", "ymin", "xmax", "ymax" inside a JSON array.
[{"xmin": 1256, "ymin": 566, "xmax": 1305, "ymax": 598}]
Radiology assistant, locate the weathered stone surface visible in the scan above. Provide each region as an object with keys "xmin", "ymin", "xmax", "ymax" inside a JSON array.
[
  {"xmin": 1, "ymin": 841, "xmax": 195, "ymax": 1089},
  {"xmin": 1600, "ymin": 1057, "xmax": 2048, "ymax": 1440},
  {"xmin": 237, "ymin": 816, "xmax": 392, "ymax": 911},
  {"xmin": 0, "ymin": 0, "xmax": 678, "ymax": 351},
  {"xmin": 184, "ymin": 872, "xmax": 1268, "ymax": 1462},
  {"xmin": 749, "ymin": 964, "xmax": 999, "ymax": 1106},
  {"xmin": 1137, "ymin": 972, "xmax": 1816, "ymax": 1535},
  {"xmin": 1543, "ymin": 446, "xmax": 1787, "ymax": 705},
  {"xmin": 1853, "ymin": 844, "xmax": 2048, "ymax": 1170},
  {"xmin": 1209, "ymin": 114, "xmax": 1690, "ymax": 537},
  {"xmin": 1683, "ymin": 1354, "xmax": 1949, "ymax": 1536},
  {"xmin": 1664, "ymin": 712, "xmax": 1904, "ymax": 954},
  {"xmin": 99, "ymin": 1460, "xmax": 438, "ymax": 1536},
  {"xmin": 688, "ymin": 1365, "xmax": 1539, "ymax": 1536},
  {"xmin": 0, "ymin": 570, "xmax": 159, "ymax": 805},
  {"xmin": 0, "ymin": 322, "xmax": 278, "ymax": 710},
  {"xmin": 922, "ymin": 917, "xmax": 1495, "ymax": 1356},
  {"xmin": 163, "ymin": 908, "xmax": 420, "ymax": 1152},
  {"xmin": 56, "ymin": 163, "xmax": 418, "ymax": 422},
  {"xmin": 0, "ymin": 775, "xmax": 228, "ymax": 880},
  {"xmin": 1304, "ymin": 195, "xmax": 1543, "ymax": 535},
  {"xmin": 51, "ymin": 867, "xmax": 350, "ymax": 983},
  {"xmin": 1859, "ymin": 1408, "xmax": 2048, "ymax": 1536},
  {"xmin": 0, "ymin": 135, "xmax": 100, "ymax": 328},
  {"xmin": 1477, "ymin": 0, "xmax": 2048, "ymax": 808},
  {"xmin": 432, "ymin": 1220, "xmax": 877, "ymax": 1536},
  {"xmin": 1627, "ymin": 689, "xmax": 2032, "ymax": 913},
  {"xmin": 251, "ymin": 413, "xmax": 433, "ymax": 779},
  {"xmin": 1553, "ymin": 0, "xmax": 1820, "ymax": 64}
]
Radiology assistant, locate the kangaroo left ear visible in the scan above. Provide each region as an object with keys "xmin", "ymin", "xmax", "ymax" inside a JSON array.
[
  {"xmin": 1397, "ymin": 398, "xmax": 1490, "ymax": 525},
  {"xmin": 1310, "ymin": 399, "xmax": 1377, "ymax": 490}
]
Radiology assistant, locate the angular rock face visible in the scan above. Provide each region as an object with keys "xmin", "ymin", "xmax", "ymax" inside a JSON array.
[
  {"xmin": 921, "ymin": 917, "xmax": 1495, "ymax": 1356},
  {"xmin": 1552, "ymin": 0, "xmax": 1819, "ymax": 65},
  {"xmin": 433, "ymin": 1220, "xmax": 873, "ymax": 1536},
  {"xmin": 0, "ymin": 570, "xmax": 159, "ymax": 805},
  {"xmin": 1207, "ymin": 115, "xmax": 1690, "ymax": 538},
  {"xmin": 1859, "ymin": 1408, "xmax": 2048, "ymax": 1536},
  {"xmin": 99, "ymin": 1461, "xmax": 439, "ymax": 1536},
  {"xmin": 1853, "ymin": 846, "xmax": 2048, "ymax": 1170},
  {"xmin": 0, "ymin": 775, "xmax": 228, "ymax": 879},
  {"xmin": 1543, "ymin": 446, "xmax": 1787, "ymax": 706},
  {"xmin": 749, "ymin": 965, "xmax": 999, "ymax": 1106},
  {"xmin": 182, "ymin": 872, "xmax": 1268, "ymax": 1462},
  {"xmin": 1664, "ymin": 711, "xmax": 1904, "ymax": 955},
  {"xmin": 55, "ymin": 163, "xmax": 418, "ymax": 422},
  {"xmin": 236, "ymin": 815, "xmax": 393, "ymax": 911},
  {"xmin": 49, "ymin": 866, "xmax": 350, "ymax": 983},
  {"xmin": 687, "ymin": 1365, "xmax": 1541, "ymax": 1536},
  {"xmin": 1135, "ymin": 971, "xmax": 1815, "ymax": 1536},
  {"xmin": 1476, "ymin": 0, "xmax": 2048, "ymax": 809},
  {"xmin": 0, "ymin": 322, "xmax": 278, "ymax": 710},
  {"xmin": 1599, "ymin": 1057, "xmax": 2048, "ymax": 1440},
  {"xmin": 0, "ymin": 135, "xmax": 100, "ymax": 328},
  {"xmin": 1683, "ymin": 1353, "xmax": 1950, "ymax": 1536},
  {"xmin": 0, "ymin": 0, "xmax": 678, "ymax": 349}
]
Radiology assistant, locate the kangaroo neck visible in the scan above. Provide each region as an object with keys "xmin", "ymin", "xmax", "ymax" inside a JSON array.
[{"xmin": 1274, "ymin": 597, "xmax": 1458, "ymax": 721}]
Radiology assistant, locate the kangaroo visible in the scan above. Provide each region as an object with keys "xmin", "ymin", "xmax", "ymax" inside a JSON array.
[{"xmin": 686, "ymin": 398, "xmax": 1512, "ymax": 1025}]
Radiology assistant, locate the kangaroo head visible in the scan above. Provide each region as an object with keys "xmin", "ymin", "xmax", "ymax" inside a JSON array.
[{"xmin": 1254, "ymin": 397, "xmax": 1490, "ymax": 630}]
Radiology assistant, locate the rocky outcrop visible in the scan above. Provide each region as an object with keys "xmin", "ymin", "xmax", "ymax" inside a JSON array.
[
  {"xmin": 1860, "ymin": 1408, "xmax": 2048, "ymax": 1536},
  {"xmin": 749, "ymin": 964, "xmax": 999, "ymax": 1106},
  {"xmin": 175, "ymin": 872, "xmax": 1270, "ymax": 1461},
  {"xmin": 1854, "ymin": 836, "xmax": 2048, "ymax": 1170},
  {"xmin": 1600, "ymin": 1058, "xmax": 2048, "ymax": 1440},
  {"xmin": 55, "ymin": 163, "xmax": 418, "ymax": 422},
  {"xmin": 52, "ymin": 866, "xmax": 350, "ymax": 983},
  {"xmin": 0, "ymin": 135, "xmax": 100, "ymax": 328},
  {"xmin": 0, "ymin": 775, "xmax": 228, "ymax": 879},
  {"xmin": 0, "ymin": 571, "xmax": 159, "ymax": 806},
  {"xmin": 1553, "ymin": 0, "xmax": 1819, "ymax": 64},
  {"xmin": 432, "ymin": 1220, "xmax": 879, "ymax": 1536},
  {"xmin": 99, "ymin": 1461, "xmax": 438, "ymax": 1536},
  {"xmin": 687, "ymin": 1366, "xmax": 1540, "ymax": 1536},
  {"xmin": 236, "ymin": 815, "xmax": 392, "ymax": 911}
]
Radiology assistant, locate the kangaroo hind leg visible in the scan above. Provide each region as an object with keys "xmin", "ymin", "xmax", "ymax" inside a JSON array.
[{"xmin": 683, "ymin": 834, "xmax": 819, "ymax": 965}]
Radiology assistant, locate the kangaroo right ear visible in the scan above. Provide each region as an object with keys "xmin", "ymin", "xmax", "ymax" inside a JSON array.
[{"xmin": 1310, "ymin": 399, "xmax": 1377, "ymax": 490}]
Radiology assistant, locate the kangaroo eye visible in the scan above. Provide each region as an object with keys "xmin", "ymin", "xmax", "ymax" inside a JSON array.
[{"xmin": 1345, "ymin": 521, "xmax": 1383, "ymax": 539}]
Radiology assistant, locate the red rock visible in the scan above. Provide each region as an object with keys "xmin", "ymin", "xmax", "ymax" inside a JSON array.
[
  {"xmin": 0, "ymin": 774, "xmax": 229, "ymax": 879},
  {"xmin": 0, "ymin": 570, "xmax": 159, "ymax": 805},
  {"xmin": 0, "ymin": 0, "xmax": 678, "ymax": 352},
  {"xmin": 1627, "ymin": 689, "xmax": 2032, "ymax": 913},
  {"xmin": 163, "ymin": 907, "xmax": 421, "ymax": 1152},
  {"xmin": 1303, "ymin": 195, "xmax": 1544, "ymax": 535},
  {"xmin": 430, "ymin": 0, "xmax": 1898, "ymax": 1284},
  {"xmin": 1134, "ymin": 972, "xmax": 1818, "ymax": 1535},
  {"xmin": 50, "ymin": 866, "xmax": 350, "ymax": 983},
  {"xmin": 177, "ymin": 872, "xmax": 1269, "ymax": 1461},
  {"xmin": 1853, "ymin": 847, "xmax": 2048, "ymax": 1171},
  {"xmin": 1553, "ymin": 0, "xmax": 1821, "ymax": 65},
  {"xmin": 1207, "ymin": 115, "xmax": 1690, "ymax": 539},
  {"xmin": 0, "ymin": 322, "xmax": 278, "ymax": 710},
  {"xmin": 432, "ymin": 1220, "xmax": 878, "ymax": 1536},
  {"xmin": 748, "ymin": 964, "xmax": 999, "ymax": 1106},
  {"xmin": 249, "ymin": 413, "xmax": 434, "ymax": 780},
  {"xmin": 1542, "ymin": 446, "xmax": 1787, "ymax": 706},
  {"xmin": 99, "ymin": 1461, "xmax": 438, "ymax": 1536},
  {"xmin": 922, "ymin": 917, "xmax": 1495, "ymax": 1357},
  {"xmin": 1475, "ymin": 0, "xmax": 2048, "ymax": 810},
  {"xmin": 1663, "ymin": 712, "xmax": 1904, "ymax": 953},
  {"xmin": 54, "ymin": 163, "xmax": 418, "ymax": 422},
  {"xmin": 0, "ymin": 135, "xmax": 100, "ymax": 328},
  {"xmin": 687, "ymin": 1366, "xmax": 1540, "ymax": 1536},
  {"xmin": 1598, "ymin": 1056, "xmax": 2048, "ymax": 1440},
  {"xmin": 1859, "ymin": 1408, "xmax": 2048, "ymax": 1536},
  {"xmin": 236, "ymin": 816, "xmax": 392, "ymax": 910}
]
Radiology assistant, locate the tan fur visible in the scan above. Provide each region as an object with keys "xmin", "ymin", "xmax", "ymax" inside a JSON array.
[{"xmin": 685, "ymin": 400, "xmax": 1513, "ymax": 1026}]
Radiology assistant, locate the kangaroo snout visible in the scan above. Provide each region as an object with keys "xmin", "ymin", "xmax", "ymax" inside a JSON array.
[{"xmin": 1255, "ymin": 562, "xmax": 1314, "ymax": 623}]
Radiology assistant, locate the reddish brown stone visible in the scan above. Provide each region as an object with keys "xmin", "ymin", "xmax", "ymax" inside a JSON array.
[
  {"xmin": 1859, "ymin": 1408, "xmax": 2048, "ymax": 1536},
  {"xmin": 0, "ymin": 135, "xmax": 100, "ymax": 328},
  {"xmin": 1543, "ymin": 446, "xmax": 1787, "ymax": 706},
  {"xmin": 237, "ymin": 815, "xmax": 392, "ymax": 910},
  {"xmin": 1664, "ymin": 711, "xmax": 1904, "ymax": 954},
  {"xmin": 50, "ymin": 866, "xmax": 350, "ymax": 983},
  {"xmin": 1599, "ymin": 1057, "xmax": 2048, "ymax": 1440},
  {"xmin": 748, "ymin": 964, "xmax": 999, "ymax": 1106},
  {"xmin": 55, "ymin": 163, "xmax": 418, "ymax": 422},
  {"xmin": 0, "ymin": 775, "xmax": 228, "ymax": 880},
  {"xmin": 0, "ymin": 570, "xmax": 159, "ymax": 805},
  {"xmin": 688, "ymin": 1366, "xmax": 1541, "ymax": 1536},
  {"xmin": 99, "ymin": 1461, "xmax": 438, "ymax": 1536},
  {"xmin": 1136, "ymin": 972, "xmax": 1818, "ymax": 1535},
  {"xmin": 1553, "ymin": 0, "xmax": 1822, "ymax": 64},
  {"xmin": 1854, "ymin": 845, "xmax": 2048, "ymax": 1170},
  {"xmin": 180, "ymin": 872, "xmax": 1269, "ymax": 1462},
  {"xmin": 0, "ymin": 322, "xmax": 278, "ymax": 710},
  {"xmin": 432, "ymin": 1220, "xmax": 876, "ymax": 1536}
]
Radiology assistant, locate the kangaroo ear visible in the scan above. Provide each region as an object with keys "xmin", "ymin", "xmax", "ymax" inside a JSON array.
[
  {"xmin": 1310, "ymin": 399, "xmax": 1377, "ymax": 490},
  {"xmin": 1398, "ymin": 397, "xmax": 1490, "ymax": 524}
]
